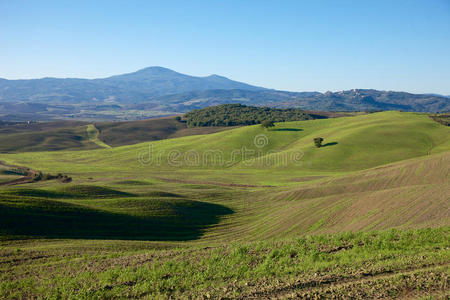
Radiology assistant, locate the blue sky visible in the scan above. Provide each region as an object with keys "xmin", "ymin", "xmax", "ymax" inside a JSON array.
[{"xmin": 1, "ymin": 0, "xmax": 449, "ymax": 94}]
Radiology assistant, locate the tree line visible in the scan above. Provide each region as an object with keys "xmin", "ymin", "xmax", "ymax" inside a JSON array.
[{"xmin": 183, "ymin": 104, "xmax": 312, "ymax": 127}]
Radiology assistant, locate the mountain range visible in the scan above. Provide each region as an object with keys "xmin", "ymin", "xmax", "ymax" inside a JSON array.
[
  {"xmin": 0, "ymin": 67, "xmax": 262, "ymax": 103},
  {"xmin": 0, "ymin": 66, "xmax": 448, "ymax": 121}
]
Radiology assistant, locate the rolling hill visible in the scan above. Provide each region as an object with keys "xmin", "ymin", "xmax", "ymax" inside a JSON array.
[
  {"xmin": 94, "ymin": 116, "xmax": 233, "ymax": 147},
  {"xmin": 0, "ymin": 117, "xmax": 233, "ymax": 152},
  {"xmin": 5, "ymin": 111, "xmax": 445, "ymax": 173},
  {"xmin": 0, "ymin": 111, "xmax": 449, "ymax": 298},
  {"xmin": 3, "ymin": 111, "xmax": 449, "ymax": 240},
  {"xmin": 0, "ymin": 111, "xmax": 448, "ymax": 242}
]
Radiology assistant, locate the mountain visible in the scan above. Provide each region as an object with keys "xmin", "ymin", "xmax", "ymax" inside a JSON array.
[
  {"xmin": 95, "ymin": 67, "xmax": 264, "ymax": 98},
  {"xmin": 0, "ymin": 67, "xmax": 449, "ymax": 121},
  {"xmin": 141, "ymin": 89, "xmax": 320, "ymax": 111},
  {"xmin": 273, "ymin": 89, "xmax": 450, "ymax": 112},
  {"xmin": 0, "ymin": 66, "xmax": 264, "ymax": 104},
  {"xmin": 144, "ymin": 88, "xmax": 450, "ymax": 113}
]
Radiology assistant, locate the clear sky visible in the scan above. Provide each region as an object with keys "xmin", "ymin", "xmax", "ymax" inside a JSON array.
[{"xmin": 1, "ymin": 0, "xmax": 449, "ymax": 94}]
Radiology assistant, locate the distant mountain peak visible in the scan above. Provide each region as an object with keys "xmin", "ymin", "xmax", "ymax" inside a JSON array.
[
  {"xmin": 135, "ymin": 66, "xmax": 178, "ymax": 74},
  {"xmin": 204, "ymin": 74, "xmax": 233, "ymax": 82},
  {"xmin": 107, "ymin": 66, "xmax": 182, "ymax": 79},
  {"xmin": 206, "ymin": 74, "xmax": 225, "ymax": 78}
]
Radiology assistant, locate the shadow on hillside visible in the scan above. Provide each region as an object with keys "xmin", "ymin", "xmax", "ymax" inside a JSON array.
[
  {"xmin": 7, "ymin": 185, "xmax": 135, "ymax": 199},
  {"xmin": 322, "ymin": 142, "xmax": 338, "ymax": 147},
  {"xmin": 272, "ymin": 128, "xmax": 303, "ymax": 132},
  {"xmin": 0, "ymin": 193, "xmax": 233, "ymax": 241}
]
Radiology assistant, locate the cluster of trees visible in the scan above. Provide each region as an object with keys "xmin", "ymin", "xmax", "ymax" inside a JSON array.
[
  {"xmin": 184, "ymin": 104, "xmax": 311, "ymax": 127},
  {"xmin": 430, "ymin": 114, "xmax": 450, "ymax": 127},
  {"xmin": 33, "ymin": 172, "xmax": 72, "ymax": 183}
]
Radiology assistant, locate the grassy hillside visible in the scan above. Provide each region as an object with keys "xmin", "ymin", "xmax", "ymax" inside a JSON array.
[
  {"xmin": 4, "ymin": 111, "xmax": 448, "ymax": 173},
  {"xmin": 95, "ymin": 117, "xmax": 233, "ymax": 147},
  {"xmin": 0, "ymin": 164, "xmax": 22, "ymax": 183},
  {"xmin": 0, "ymin": 185, "xmax": 232, "ymax": 241},
  {"xmin": 0, "ymin": 111, "xmax": 448, "ymax": 240},
  {"xmin": 237, "ymin": 152, "xmax": 449, "ymax": 241},
  {"xmin": 0, "ymin": 122, "xmax": 100, "ymax": 153},
  {"xmin": 1, "ymin": 227, "xmax": 448, "ymax": 298},
  {"xmin": 0, "ymin": 151, "xmax": 447, "ymax": 243},
  {"xmin": 86, "ymin": 124, "xmax": 112, "ymax": 148},
  {"xmin": 0, "ymin": 111, "xmax": 448, "ymax": 298}
]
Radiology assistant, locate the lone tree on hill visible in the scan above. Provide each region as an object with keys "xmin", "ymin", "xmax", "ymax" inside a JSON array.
[
  {"xmin": 314, "ymin": 137, "xmax": 324, "ymax": 148},
  {"xmin": 261, "ymin": 120, "xmax": 275, "ymax": 130}
]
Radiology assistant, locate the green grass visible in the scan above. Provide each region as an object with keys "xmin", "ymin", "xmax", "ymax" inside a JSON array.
[
  {"xmin": 0, "ymin": 111, "xmax": 447, "ymax": 241},
  {"xmin": 3, "ymin": 111, "xmax": 448, "ymax": 174},
  {"xmin": 0, "ymin": 111, "xmax": 449, "ymax": 298},
  {"xmin": 0, "ymin": 112, "xmax": 448, "ymax": 241},
  {"xmin": 0, "ymin": 185, "xmax": 232, "ymax": 241},
  {"xmin": 0, "ymin": 227, "xmax": 448, "ymax": 298},
  {"xmin": 86, "ymin": 124, "xmax": 111, "ymax": 148}
]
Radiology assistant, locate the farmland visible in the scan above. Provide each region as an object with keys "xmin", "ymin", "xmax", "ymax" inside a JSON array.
[{"xmin": 0, "ymin": 111, "xmax": 449, "ymax": 298}]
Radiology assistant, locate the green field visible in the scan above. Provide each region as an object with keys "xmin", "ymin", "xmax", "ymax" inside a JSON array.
[{"xmin": 0, "ymin": 111, "xmax": 449, "ymax": 298}]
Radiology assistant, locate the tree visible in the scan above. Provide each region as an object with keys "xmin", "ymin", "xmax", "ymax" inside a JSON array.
[
  {"xmin": 314, "ymin": 137, "xmax": 324, "ymax": 148},
  {"xmin": 261, "ymin": 120, "xmax": 275, "ymax": 129},
  {"xmin": 184, "ymin": 104, "xmax": 311, "ymax": 127},
  {"xmin": 174, "ymin": 116, "xmax": 182, "ymax": 122}
]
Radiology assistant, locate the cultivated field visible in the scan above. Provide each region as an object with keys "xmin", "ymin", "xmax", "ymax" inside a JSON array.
[
  {"xmin": 0, "ymin": 117, "xmax": 230, "ymax": 153},
  {"xmin": 0, "ymin": 111, "xmax": 449, "ymax": 298}
]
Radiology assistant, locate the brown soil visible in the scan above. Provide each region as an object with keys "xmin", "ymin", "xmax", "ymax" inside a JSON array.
[{"xmin": 243, "ymin": 263, "xmax": 449, "ymax": 299}]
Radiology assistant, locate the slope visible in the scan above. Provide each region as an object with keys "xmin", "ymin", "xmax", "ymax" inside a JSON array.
[
  {"xmin": 0, "ymin": 111, "xmax": 448, "ymax": 243},
  {"xmin": 95, "ymin": 116, "xmax": 234, "ymax": 147},
  {"xmin": 0, "ymin": 121, "xmax": 101, "ymax": 153},
  {"xmin": 0, "ymin": 117, "xmax": 233, "ymax": 152},
  {"xmin": 227, "ymin": 151, "xmax": 450, "ymax": 241},
  {"xmin": 3, "ymin": 111, "xmax": 447, "ymax": 174}
]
